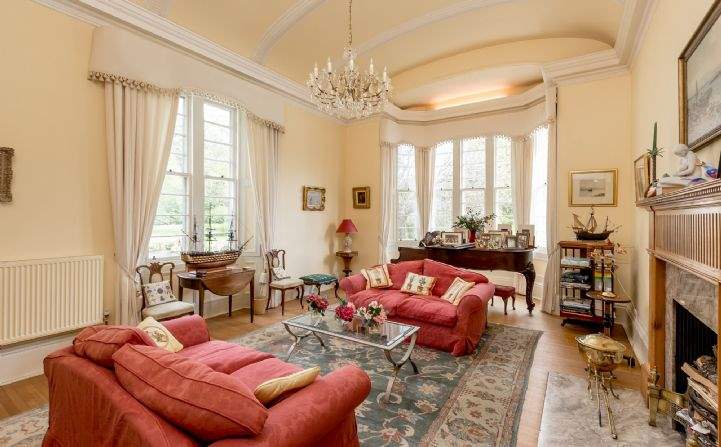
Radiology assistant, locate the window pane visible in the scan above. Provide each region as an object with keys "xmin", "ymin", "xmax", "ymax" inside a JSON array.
[
  {"xmin": 397, "ymin": 191, "xmax": 418, "ymax": 241},
  {"xmin": 174, "ymin": 114, "xmax": 186, "ymax": 135},
  {"xmin": 495, "ymin": 188, "xmax": 513, "ymax": 225},
  {"xmin": 461, "ymin": 189, "xmax": 484, "ymax": 216},
  {"xmin": 205, "ymin": 178, "xmax": 234, "ymax": 198},
  {"xmin": 204, "ymin": 197, "xmax": 233, "ymax": 217},
  {"xmin": 461, "ymin": 137, "xmax": 485, "ymax": 189},
  {"xmin": 396, "ymin": 144, "xmax": 416, "ymax": 191},
  {"xmin": 167, "ymin": 154, "xmax": 186, "ymax": 173},
  {"xmin": 161, "ymin": 175, "xmax": 186, "ymax": 195},
  {"xmin": 205, "ymin": 160, "xmax": 232, "ymax": 178},
  {"xmin": 433, "ymin": 141, "xmax": 453, "ymax": 190},
  {"xmin": 156, "ymin": 195, "xmax": 186, "ymax": 217},
  {"xmin": 151, "ymin": 216, "xmax": 186, "ymax": 237},
  {"xmin": 396, "ymin": 144, "xmax": 418, "ymax": 241},
  {"xmin": 148, "ymin": 236, "xmax": 185, "ymax": 260},
  {"xmin": 203, "ymin": 102, "xmax": 231, "ymax": 126},
  {"xmin": 205, "ymin": 142, "xmax": 232, "ymax": 162},
  {"xmin": 494, "ymin": 136, "xmax": 512, "ymax": 188},
  {"xmin": 530, "ymin": 126, "xmax": 549, "ymax": 250},
  {"xmin": 431, "ymin": 189, "xmax": 453, "ymax": 231},
  {"xmin": 204, "ymin": 122, "xmax": 231, "ymax": 144}
]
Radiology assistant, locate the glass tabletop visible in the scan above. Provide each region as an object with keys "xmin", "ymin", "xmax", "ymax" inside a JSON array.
[{"xmin": 283, "ymin": 313, "xmax": 419, "ymax": 351}]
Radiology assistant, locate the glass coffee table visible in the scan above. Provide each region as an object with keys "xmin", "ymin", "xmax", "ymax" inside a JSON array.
[{"xmin": 282, "ymin": 313, "xmax": 420, "ymax": 402}]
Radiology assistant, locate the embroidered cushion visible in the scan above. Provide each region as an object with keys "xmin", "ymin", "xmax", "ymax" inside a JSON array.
[
  {"xmin": 253, "ymin": 366, "xmax": 320, "ymax": 405},
  {"xmin": 137, "ymin": 316, "xmax": 183, "ymax": 353},
  {"xmin": 142, "ymin": 280, "xmax": 176, "ymax": 307},
  {"xmin": 113, "ymin": 344, "xmax": 268, "ymax": 441},
  {"xmin": 441, "ymin": 277, "xmax": 475, "ymax": 305},
  {"xmin": 400, "ymin": 272, "xmax": 437, "ymax": 296},
  {"xmin": 361, "ymin": 264, "xmax": 392, "ymax": 289},
  {"xmin": 272, "ymin": 267, "xmax": 291, "ymax": 280}
]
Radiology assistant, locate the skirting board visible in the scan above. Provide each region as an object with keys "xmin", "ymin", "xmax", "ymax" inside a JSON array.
[
  {"xmin": 0, "ymin": 333, "xmax": 75, "ymax": 386},
  {"xmin": 616, "ymin": 304, "xmax": 649, "ymax": 366}
]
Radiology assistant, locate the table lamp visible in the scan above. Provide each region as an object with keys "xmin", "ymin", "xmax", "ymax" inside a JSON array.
[{"xmin": 336, "ymin": 219, "xmax": 358, "ymax": 252}]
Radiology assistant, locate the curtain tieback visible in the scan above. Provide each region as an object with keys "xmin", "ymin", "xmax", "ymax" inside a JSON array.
[{"xmin": 114, "ymin": 257, "xmax": 139, "ymax": 284}]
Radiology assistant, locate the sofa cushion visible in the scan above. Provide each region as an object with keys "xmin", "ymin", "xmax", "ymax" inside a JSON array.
[
  {"xmin": 73, "ymin": 325, "xmax": 155, "ymax": 368},
  {"xmin": 253, "ymin": 367, "xmax": 320, "ymax": 405},
  {"xmin": 360, "ymin": 264, "xmax": 392, "ymax": 289},
  {"xmin": 177, "ymin": 340, "xmax": 273, "ymax": 374},
  {"xmin": 400, "ymin": 272, "xmax": 437, "ymax": 296},
  {"xmin": 441, "ymin": 277, "xmax": 475, "ymax": 305},
  {"xmin": 387, "ymin": 260, "xmax": 424, "ymax": 290},
  {"xmin": 231, "ymin": 357, "xmax": 303, "ymax": 391},
  {"xmin": 348, "ymin": 289, "xmax": 409, "ymax": 316},
  {"xmin": 396, "ymin": 295, "xmax": 458, "ymax": 327},
  {"xmin": 422, "ymin": 258, "xmax": 488, "ymax": 296},
  {"xmin": 138, "ymin": 316, "xmax": 183, "ymax": 353},
  {"xmin": 113, "ymin": 344, "xmax": 268, "ymax": 442}
]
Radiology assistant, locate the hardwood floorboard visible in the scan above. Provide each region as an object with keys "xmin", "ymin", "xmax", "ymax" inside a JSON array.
[{"xmin": 0, "ymin": 296, "xmax": 642, "ymax": 447}]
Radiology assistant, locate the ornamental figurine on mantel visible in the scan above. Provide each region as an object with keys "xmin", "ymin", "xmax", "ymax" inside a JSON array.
[{"xmin": 657, "ymin": 143, "xmax": 707, "ymax": 189}]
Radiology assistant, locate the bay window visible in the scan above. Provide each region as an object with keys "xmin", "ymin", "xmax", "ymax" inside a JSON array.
[
  {"xmin": 147, "ymin": 96, "xmax": 255, "ymax": 260},
  {"xmin": 396, "ymin": 143, "xmax": 419, "ymax": 242}
]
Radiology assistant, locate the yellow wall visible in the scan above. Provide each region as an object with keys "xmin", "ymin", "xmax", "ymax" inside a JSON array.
[
  {"xmin": 629, "ymin": 0, "xmax": 721, "ymax": 362},
  {"xmin": 0, "ymin": 0, "xmax": 116, "ymax": 312}
]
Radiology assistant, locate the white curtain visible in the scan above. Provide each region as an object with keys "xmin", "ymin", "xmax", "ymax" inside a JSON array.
[
  {"xmin": 103, "ymin": 80, "xmax": 179, "ymax": 325},
  {"xmin": 244, "ymin": 112, "xmax": 281, "ymax": 307},
  {"xmin": 415, "ymin": 146, "xmax": 435, "ymax": 238},
  {"xmin": 511, "ymin": 136, "xmax": 533, "ymax": 228},
  {"xmin": 379, "ymin": 141, "xmax": 397, "ymax": 263},
  {"xmin": 542, "ymin": 86, "xmax": 560, "ymax": 315}
]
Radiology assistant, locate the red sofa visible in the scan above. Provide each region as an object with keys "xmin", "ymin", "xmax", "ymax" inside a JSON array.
[
  {"xmin": 43, "ymin": 315, "xmax": 370, "ymax": 447},
  {"xmin": 340, "ymin": 259, "xmax": 495, "ymax": 356}
]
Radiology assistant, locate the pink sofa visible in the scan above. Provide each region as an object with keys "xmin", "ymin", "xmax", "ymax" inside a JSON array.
[
  {"xmin": 43, "ymin": 315, "xmax": 370, "ymax": 447},
  {"xmin": 340, "ymin": 259, "xmax": 495, "ymax": 356}
]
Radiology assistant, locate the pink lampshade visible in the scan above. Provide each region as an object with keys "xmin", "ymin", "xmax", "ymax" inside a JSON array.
[{"xmin": 336, "ymin": 219, "xmax": 358, "ymax": 234}]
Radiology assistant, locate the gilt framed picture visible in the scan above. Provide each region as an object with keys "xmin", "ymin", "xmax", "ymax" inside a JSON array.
[
  {"xmin": 0, "ymin": 147, "xmax": 14, "ymax": 203},
  {"xmin": 679, "ymin": 1, "xmax": 721, "ymax": 152},
  {"xmin": 352, "ymin": 186, "xmax": 370, "ymax": 209},
  {"xmin": 569, "ymin": 169, "xmax": 618, "ymax": 207},
  {"xmin": 633, "ymin": 154, "xmax": 651, "ymax": 202},
  {"xmin": 302, "ymin": 186, "xmax": 325, "ymax": 211}
]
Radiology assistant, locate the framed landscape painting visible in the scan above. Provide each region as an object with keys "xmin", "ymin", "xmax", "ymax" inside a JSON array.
[
  {"xmin": 679, "ymin": 1, "xmax": 721, "ymax": 151},
  {"xmin": 569, "ymin": 169, "xmax": 617, "ymax": 207},
  {"xmin": 302, "ymin": 186, "xmax": 325, "ymax": 211}
]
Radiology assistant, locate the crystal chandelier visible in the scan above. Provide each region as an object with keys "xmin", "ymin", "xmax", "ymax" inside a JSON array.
[{"xmin": 307, "ymin": 0, "xmax": 392, "ymax": 119}]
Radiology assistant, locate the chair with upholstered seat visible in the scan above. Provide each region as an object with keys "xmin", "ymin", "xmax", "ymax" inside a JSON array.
[
  {"xmin": 265, "ymin": 249, "xmax": 304, "ymax": 315},
  {"xmin": 137, "ymin": 261, "xmax": 195, "ymax": 321}
]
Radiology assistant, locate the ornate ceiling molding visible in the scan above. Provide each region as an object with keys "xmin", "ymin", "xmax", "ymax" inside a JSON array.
[{"xmin": 253, "ymin": 0, "xmax": 326, "ymax": 63}]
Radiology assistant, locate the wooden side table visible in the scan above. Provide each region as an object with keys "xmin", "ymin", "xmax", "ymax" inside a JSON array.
[
  {"xmin": 335, "ymin": 250, "xmax": 358, "ymax": 277},
  {"xmin": 178, "ymin": 268, "xmax": 255, "ymax": 321}
]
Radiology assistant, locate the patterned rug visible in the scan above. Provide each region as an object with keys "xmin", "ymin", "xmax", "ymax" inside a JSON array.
[
  {"xmin": 538, "ymin": 371, "xmax": 685, "ymax": 446},
  {"xmin": 0, "ymin": 323, "xmax": 541, "ymax": 447}
]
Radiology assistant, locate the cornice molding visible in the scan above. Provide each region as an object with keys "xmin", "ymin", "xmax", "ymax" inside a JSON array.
[{"xmin": 253, "ymin": 0, "xmax": 326, "ymax": 63}]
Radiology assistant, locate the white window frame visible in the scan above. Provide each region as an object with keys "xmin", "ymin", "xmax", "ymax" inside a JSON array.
[
  {"xmin": 147, "ymin": 96, "xmax": 258, "ymax": 261},
  {"xmin": 395, "ymin": 143, "xmax": 419, "ymax": 245}
]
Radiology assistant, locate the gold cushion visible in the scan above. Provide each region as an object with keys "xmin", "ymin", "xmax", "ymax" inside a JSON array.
[
  {"xmin": 253, "ymin": 366, "xmax": 320, "ymax": 405},
  {"xmin": 361, "ymin": 264, "xmax": 392, "ymax": 289},
  {"xmin": 137, "ymin": 316, "xmax": 184, "ymax": 353},
  {"xmin": 441, "ymin": 277, "xmax": 475, "ymax": 305},
  {"xmin": 400, "ymin": 272, "xmax": 437, "ymax": 296}
]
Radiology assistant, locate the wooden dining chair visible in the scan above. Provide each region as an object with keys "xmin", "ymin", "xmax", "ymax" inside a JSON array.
[
  {"xmin": 265, "ymin": 249, "xmax": 304, "ymax": 315},
  {"xmin": 137, "ymin": 261, "xmax": 194, "ymax": 321}
]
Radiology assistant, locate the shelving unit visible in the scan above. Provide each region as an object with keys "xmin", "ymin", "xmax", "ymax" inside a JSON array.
[{"xmin": 558, "ymin": 240, "xmax": 615, "ymax": 327}]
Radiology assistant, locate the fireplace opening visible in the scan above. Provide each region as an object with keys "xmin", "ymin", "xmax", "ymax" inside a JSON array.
[{"xmin": 674, "ymin": 302, "xmax": 717, "ymax": 394}]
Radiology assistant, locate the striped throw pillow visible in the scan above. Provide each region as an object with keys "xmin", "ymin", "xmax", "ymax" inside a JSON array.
[{"xmin": 400, "ymin": 272, "xmax": 437, "ymax": 296}]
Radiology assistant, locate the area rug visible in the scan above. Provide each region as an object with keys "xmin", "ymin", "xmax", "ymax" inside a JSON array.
[
  {"xmin": 538, "ymin": 371, "xmax": 685, "ymax": 446},
  {"xmin": 0, "ymin": 323, "xmax": 541, "ymax": 447}
]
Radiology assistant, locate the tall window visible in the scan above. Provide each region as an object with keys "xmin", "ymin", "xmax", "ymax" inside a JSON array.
[
  {"xmin": 396, "ymin": 144, "xmax": 419, "ymax": 242},
  {"xmin": 460, "ymin": 137, "xmax": 485, "ymax": 215},
  {"xmin": 529, "ymin": 126, "xmax": 549, "ymax": 252},
  {"xmin": 431, "ymin": 140, "xmax": 453, "ymax": 231},
  {"xmin": 494, "ymin": 136, "xmax": 513, "ymax": 225},
  {"xmin": 148, "ymin": 97, "xmax": 253, "ymax": 259}
]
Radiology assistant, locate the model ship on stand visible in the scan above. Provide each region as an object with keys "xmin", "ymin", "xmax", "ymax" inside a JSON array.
[
  {"xmin": 571, "ymin": 206, "xmax": 620, "ymax": 241},
  {"xmin": 181, "ymin": 203, "xmax": 252, "ymax": 276}
]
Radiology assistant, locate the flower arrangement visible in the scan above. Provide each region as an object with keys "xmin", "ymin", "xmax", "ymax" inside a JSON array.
[
  {"xmin": 335, "ymin": 301, "xmax": 356, "ymax": 322},
  {"xmin": 357, "ymin": 300, "xmax": 387, "ymax": 328},
  {"xmin": 453, "ymin": 209, "xmax": 496, "ymax": 241},
  {"xmin": 306, "ymin": 294, "xmax": 329, "ymax": 316}
]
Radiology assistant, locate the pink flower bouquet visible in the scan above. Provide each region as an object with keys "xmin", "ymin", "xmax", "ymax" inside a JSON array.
[
  {"xmin": 306, "ymin": 294, "xmax": 329, "ymax": 316},
  {"xmin": 357, "ymin": 300, "xmax": 387, "ymax": 329}
]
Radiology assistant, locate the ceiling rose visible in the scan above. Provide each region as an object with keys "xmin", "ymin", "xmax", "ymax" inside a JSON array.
[{"xmin": 307, "ymin": 0, "xmax": 392, "ymax": 119}]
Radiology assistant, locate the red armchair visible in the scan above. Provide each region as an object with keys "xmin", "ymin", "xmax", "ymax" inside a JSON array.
[
  {"xmin": 340, "ymin": 259, "xmax": 495, "ymax": 356},
  {"xmin": 43, "ymin": 315, "xmax": 370, "ymax": 447}
]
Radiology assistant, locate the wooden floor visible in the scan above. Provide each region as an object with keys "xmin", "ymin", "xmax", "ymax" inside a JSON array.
[{"xmin": 0, "ymin": 297, "xmax": 641, "ymax": 446}]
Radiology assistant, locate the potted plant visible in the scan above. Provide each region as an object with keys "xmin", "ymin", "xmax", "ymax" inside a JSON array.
[{"xmin": 453, "ymin": 210, "xmax": 496, "ymax": 243}]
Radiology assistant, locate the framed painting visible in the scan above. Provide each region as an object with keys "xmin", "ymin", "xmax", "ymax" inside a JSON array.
[
  {"xmin": 633, "ymin": 154, "xmax": 651, "ymax": 202},
  {"xmin": 352, "ymin": 186, "xmax": 370, "ymax": 209},
  {"xmin": 679, "ymin": 0, "xmax": 721, "ymax": 151},
  {"xmin": 302, "ymin": 186, "xmax": 325, "ymax": 211},
  {"xmin": 569, "ymin": 169, "xmax": 618, "ymax": 207},
  {"xmin": 440, "ymin": 231, "xmax": 464, "ymax": 246},
  {"xmin": 0, "ymin": 147, "xmax": 14, "ymax": 203}
]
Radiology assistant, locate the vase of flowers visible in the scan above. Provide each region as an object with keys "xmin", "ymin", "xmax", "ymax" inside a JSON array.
[
  {"xmin": 334, "ymin": 300, "xmax": 356, "ymax": 326},
  {"xmin": 306, "ymin": 294, "xmax": 328, "ymax": 325},
  {"xmin": 357, "ymin": 301, "xmax": 387, "ymax": 332},
  {"xmin": 453, "ymin": 209, "xmax": 496, "ymax": 243}
]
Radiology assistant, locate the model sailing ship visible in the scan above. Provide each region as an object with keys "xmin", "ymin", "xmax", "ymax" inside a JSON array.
[
  {"xmin": 571, "ymin": 206, "xmax": 620, "ymax": 241},
  {"xmin": 181, "ymin": 203, "xmax": 252, "ymax": 276}
]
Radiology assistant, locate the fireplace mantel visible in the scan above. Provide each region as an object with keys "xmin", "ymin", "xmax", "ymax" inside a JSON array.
[{"xmin": 637, "ymin": 179, "xmax": 721, "ymax": 428}]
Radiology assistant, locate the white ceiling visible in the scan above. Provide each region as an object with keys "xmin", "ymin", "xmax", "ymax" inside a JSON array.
[{"xmin": 132, "ymin": 0, "xmax": 627, "ymax": 109}]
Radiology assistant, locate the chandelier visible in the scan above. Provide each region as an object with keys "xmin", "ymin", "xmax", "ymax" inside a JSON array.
[{"xmin": 307, "ymin": 0, "xmax": 392, "ymax": 119}]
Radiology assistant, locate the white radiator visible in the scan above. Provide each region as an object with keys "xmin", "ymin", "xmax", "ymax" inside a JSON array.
[{"xmin": 0, "ymin": 256, "xmax": 104, "ymax": 346}]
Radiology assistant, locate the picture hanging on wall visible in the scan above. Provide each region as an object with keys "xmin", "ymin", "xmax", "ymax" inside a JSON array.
[
  {"xmin": 633, "ymin": 154, "xmax": 651, "ymax": 202},
  {"xmin": 569, "ymin": 169, "xmax": 618, "ymax": 207},
  {"xmin": 679, "ymin": 1, "xmax": 721, "ymax": 151},
  {"xmin": 302, "ymin": 186, "xmax": 326, "ymax": 211},
  {"xmin": 352, "ymin": 186, "xmax": 370, "ymax": 209},
  {"xmin": 0, "ymin": 147, "xmax": 14, "ymax": 203}
]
